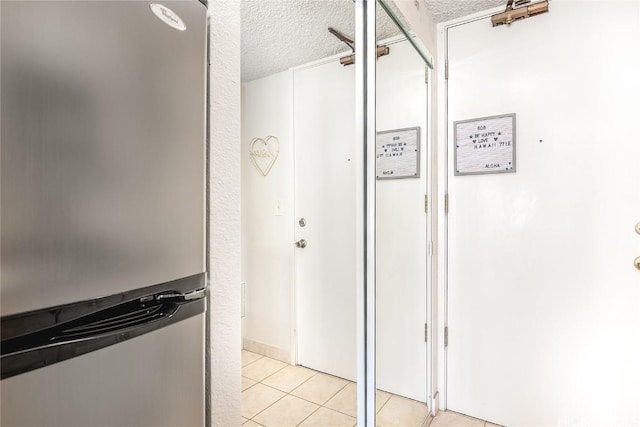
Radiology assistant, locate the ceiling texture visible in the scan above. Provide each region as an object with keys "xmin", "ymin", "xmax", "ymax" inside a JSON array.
[
  {"xmin": 241, "ymin": 0, "xmax": 506, "ymax": 82},
  {"xmin": 425, "ymin": 0, "xmax": 504, "ymax": 22}
]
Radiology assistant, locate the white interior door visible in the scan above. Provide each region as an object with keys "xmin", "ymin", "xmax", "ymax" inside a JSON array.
[
  {"xmin": 294, "ymin": 60, "xmax": 357, "ymax": 381},
  {"xmin": 376, "ymin": 40, "xmax": 428, "ymax": 403},
  {"xmin": 294, "ymin": 40, "xmax": 429, "ymax": 400},
  {"xmin": 446, "ymin": 2, "xmax": 640, "ymax": 426}
]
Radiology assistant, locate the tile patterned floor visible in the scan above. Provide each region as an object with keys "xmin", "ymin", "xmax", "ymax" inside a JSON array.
[
  {"xmin": 242, "ymin": 350, "xmax": 498, "ymax": 427},
  {"xmin": 429, "ymin": 410, "xmax": 499, "ymax": 427},
  {"xmin": 242, "ymin": 350, "xmax": 429, "ymax": 427}
]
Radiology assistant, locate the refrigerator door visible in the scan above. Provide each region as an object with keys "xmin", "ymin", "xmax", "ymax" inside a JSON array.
[
  {"xmin": 1, "ymin": 314, "xmax": 205, "ymax": 427},
  {"xmin": 1, "ymin": 1, "xmax": 207, "ymax": 425},
  {"xmin": 1, "ymin": 0, "xmax": 207, "ymax": 316}
]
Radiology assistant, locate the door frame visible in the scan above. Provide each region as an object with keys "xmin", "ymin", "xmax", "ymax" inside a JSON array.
[{"xmin": 435, "ymin": 4, "xmax": 511, "ymax": 412}]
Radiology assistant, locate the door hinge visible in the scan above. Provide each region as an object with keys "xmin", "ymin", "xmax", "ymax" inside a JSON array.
[
  {"xmin": 424, "ymin": 194, "xmax": 428, "ymax": 213},
  {"xmin": 424, "ymin": 323, "xmax": 428, "ymax": 342},
  {"xmin": 444, "ymin": 193, "xmax": 449, "ymax": 215},
  {"xmin": 425, "ymin": 66, "xmax": 429, "ymax": 84},
  {"xmin": 444, "ymin": 326, "xmax": 449, "ymax": 347},
  {"xmin": 445, "ymin": 60, "xmax": 449, "ymax": 80}
]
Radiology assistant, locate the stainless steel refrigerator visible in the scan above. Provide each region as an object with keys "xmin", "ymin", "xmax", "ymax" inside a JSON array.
[{"xmin": 1, "ymin": 1, "xmax": 207, "ymax": 425}]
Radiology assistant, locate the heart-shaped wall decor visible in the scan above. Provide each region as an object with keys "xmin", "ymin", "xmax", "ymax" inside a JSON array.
[{"xmin": 249, "ymin": 136, "xmax": 279, "ymax": 177}]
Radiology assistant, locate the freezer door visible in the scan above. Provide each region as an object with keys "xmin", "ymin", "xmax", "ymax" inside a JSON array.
[
  {"xmin": 1, "ymin": 1, "xmax": 207, "ymax": 316},
  {"xmin": 1, "ymin": 314, "xmax": 205, "ymax": 427}
]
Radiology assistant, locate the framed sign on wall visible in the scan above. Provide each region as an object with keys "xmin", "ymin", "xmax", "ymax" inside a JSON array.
[
  {"xmin": 376, "ymin": 127, "xmax": 420, "ymax": 180},
  {"xmin": 454, "ymin": 113, "xmax": 516, "ymax": 176}
]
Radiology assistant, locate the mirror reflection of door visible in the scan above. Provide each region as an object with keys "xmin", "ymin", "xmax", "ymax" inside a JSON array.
[
  {"xmin": 240, "ymin": 0, "xmax": 433, "ymax": 424},
  {"xmin": 241, "ymin": 2, "xmax": 363, "ymax": 425},
  {"xmin": 375, "ymin": 1, "xmax": 432, "ymax": 424}
]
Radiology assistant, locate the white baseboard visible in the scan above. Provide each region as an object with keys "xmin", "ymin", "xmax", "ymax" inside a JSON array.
[{"xmin": 242, "ymin": 338, "xmax": 291, "ymax": 364}]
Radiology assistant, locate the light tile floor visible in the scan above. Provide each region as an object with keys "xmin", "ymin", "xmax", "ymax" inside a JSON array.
[
  {"xmin": 242, "ymin": 350, "xmax": 500, "ymax": 427},
  {"xmin": 430, "ymin": 410, "xmax": 499, "ymax": 427},
  {"xmin": 242, "ymin": 350, "xmax": 430, "ymax": 427}
]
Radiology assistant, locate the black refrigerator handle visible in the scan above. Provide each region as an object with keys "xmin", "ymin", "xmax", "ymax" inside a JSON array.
[
  {"xmin": 0, "ymin": 273, "xmax": 206, "ymax": 380},
  {"xmin": 154, "ymin": 288, "xmax": 206, "ymax": 303}
]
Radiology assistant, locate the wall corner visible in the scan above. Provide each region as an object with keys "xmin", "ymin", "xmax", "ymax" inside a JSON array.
[{"xmin": 206, "ymin": 1, "xmax": 242, "ymax": 426}]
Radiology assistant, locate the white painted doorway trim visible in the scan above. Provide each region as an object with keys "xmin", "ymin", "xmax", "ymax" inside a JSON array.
[{"xmin": 287, "ymin": 67, "xmax": 298, "ymax": 367}]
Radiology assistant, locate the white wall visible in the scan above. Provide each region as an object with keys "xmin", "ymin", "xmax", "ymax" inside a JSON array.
[
  {"xmin": 241, "ymin": 71, "xmax": 294, "ymax": 362},
  {"xmin": 206, "ymin": 2, "xmax": 242, "ymax": 426}
]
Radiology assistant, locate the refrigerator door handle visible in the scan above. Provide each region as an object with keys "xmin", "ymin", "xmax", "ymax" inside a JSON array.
[
  {"xmin": 155, "ymin": 288, "xmax": 206, "ymax": 303},
  {"xmin": 1, "ymin": 275, "xmax": 208, "ymax": 380}
]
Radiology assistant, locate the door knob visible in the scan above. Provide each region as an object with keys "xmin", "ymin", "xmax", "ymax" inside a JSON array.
[
  {"xmin": 295, "ymin": 239, "xmax": 307, "ymax": 249},
  {"xmin": 635, "ymin": 256, "xmax": 640, "ymax": 271},
  {"xmin": 636, "ymin": 222, "xmax": 640, "ymax": 235}
]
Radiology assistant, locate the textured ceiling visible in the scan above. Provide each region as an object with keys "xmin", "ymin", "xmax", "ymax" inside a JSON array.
[
  {"xmin": 241, "ymin": 0, "xmax": 403, "ymax": 82},
  {"xmin": 241, "ymin": 0, "xmax": 507, "ymax": 82},
  {"xmin": 424, "ymin": 0, "xmax": 505, "ymax": 23}
]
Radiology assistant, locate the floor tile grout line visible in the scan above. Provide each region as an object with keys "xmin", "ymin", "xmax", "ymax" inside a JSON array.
[
  {"xmin": 253, "ymin": 362, "xmax": 290, "ymax": 384},
  {"xmin": 252, "ymin": 366, "xmax": 338, "ymax": 418},
  {"xmin": 247, "ymin": 387, "xmax": 290, "ymax": 423},
  {"xmin": 294, "ymin": 403, "xmax": 322, "ymax": 427},
  {"xmin": 249, "ymin": 376, "xmax": 356, "ymax": 424},
  {"xmin": 321, "ymin": 404, "xmax": 354, "ymax": 418},
  {"xmin": 249, "ymin": 382, "xmax": 324, "ymax": 426},
  {"xmin": 243, "ymin": 365, "xmax": 333, "ymax": 421},
  {"xmin": 376, "ymin": 393, "xmax": 392, "ymax": 415},
  {"xmin": 317, "ymin": 380, "xmax": 353, "ymax": 410},
  {"xmin": 242, "ymin": 380, "xmax": 259, "ymax": 393},
  {"xmin": 241, "ymin": 356, "xmax": 264, "ymax": 369},
  {"xmin": 245, "ymin": 354, "xmax": 353, "ymax": 400},
  {"xmin": 285, "ymin": 369, "xmax": 320, "ymax": 394},
  {"xmin": 244, "ymin": 381, "xmax": 429, "ymax": 426},
  {"xmin": 274, "ymin": 384, "xmax": 342, "ymax": 414},
  {"xmin": 242, "ymin": 356, "xmax": 291, "ymax": 384},
  {"xmin": 286, "ymin": 390, "xmax": 341, "ymax": 409},
  {"xmin": 319, "ymin": 403, "xmax": 358, "ymax": 423},
  {"xmin": 284, "ymin": 372, "xmax": 350, "ymax": 406},
  {"xmin": 241, "ymin": 351, "xmax": 264, "ymax": 367},
  {"xmin": 286, "ymin": 366, "xmax": 352, "ymax": 392},
  {"xmin": 260, "ymin": 367, "xmax": 319, "ymax": 393},
  {"xmin": 243, "ymin": 354, "xmax": 436, "ymax": 426}
]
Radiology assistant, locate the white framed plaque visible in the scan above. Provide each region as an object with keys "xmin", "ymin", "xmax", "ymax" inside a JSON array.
[
  {"xmin": 376, "ymin": 127, "xmax": 420, "ymax": 180},
  {"xmin": 454, "ymin": 113, "xmax": 516, "ymax": 176}
]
